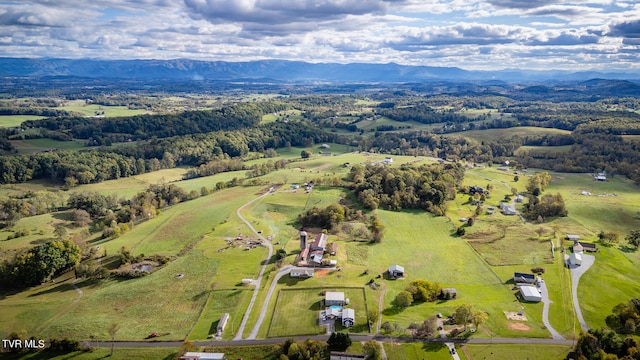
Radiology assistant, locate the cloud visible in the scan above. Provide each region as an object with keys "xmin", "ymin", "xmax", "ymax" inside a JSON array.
[{"xmin": 608, "ymin": 19, "xmax": 640, "ymax": 38}]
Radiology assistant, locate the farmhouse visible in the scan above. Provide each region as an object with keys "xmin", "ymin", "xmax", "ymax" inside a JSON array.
[
  {"xmin": 342, "ymin": 308, "xmax": 355, "ymax": 327},
  {"xmin": 569, "ymin": 252, "xmax": 583, "ymax": 266},
  {"xmin": 325, "ymin": 291, "xmax": 346, "ymax": 306},
  {"xmin": 388, "ymin": 264, "xmax": 405, "ymax": 279},
  {"xmin": 519, "ymin": 285, "xmax": 542, "ymax": 302},
  {"xmin": 216, "ymin": 313, "xmax": 229, "ymax": 336},
  {"xmin": 180, "ymin": 352, "xmax": 225, "ymax": 360},
  {"xmin": 513, "ymin": 272, "xmax": 536, "ymax": 284},
  {"xmin": 573, "ymin": 242, "xmax": 584, "ymax": 254},
  {"xmin": 290, "ymin": 267, "xmax": 314, "ymax": 278}
]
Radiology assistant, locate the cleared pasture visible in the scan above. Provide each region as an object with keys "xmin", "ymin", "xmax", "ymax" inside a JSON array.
[
  {"xmin": 56, "ymin": 101, "xmax": 147, "ymax": 117},
  {"xmin": 10, "ymin": 138, "xmax": 86, "ymax": 153},
  {"xmin": 444, "ymin": 127, "xmax": 571, "ymax": 142},
  {"xmin": 383, "ymin": 342, "xmax": 454, "ymax": 360},
  {"xmin": 0, "ymin": 115, "xmax": 46, "ymax": 127},
  {"xmin": 268, "ymin": 287, "xmax": 368, "ymax": 337}
]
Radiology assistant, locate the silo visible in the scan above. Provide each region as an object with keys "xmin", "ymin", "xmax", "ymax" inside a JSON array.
[{"xmin": 299, "ymin": 231, "xmax": 308, "ymax": 250}]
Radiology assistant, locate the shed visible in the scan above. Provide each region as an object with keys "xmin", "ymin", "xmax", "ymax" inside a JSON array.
[
  {"xmin": 500, "ymin": 202, "xmax": 517, "ymax": 215},
  {"xmin": 290, "ymin": 267, "xmax": 314, "ymax": 278},
  {"xmin": 519, "ymin": 285, "xmax": 542, "ymax": 302},
  {"xmin": 342, "ymin": 308, "xmax": 355, "ymax": 327},
  {"xmin": 569, "ymin": 252, "xmax": 582, "ymax": 266},
  {"xmin": 180, "ymin": 353, "xmax": 225, "ymax": 360},
  {"xmin": 325, "ymin": 291, "xmax": 346, "ymax": 306},
  {"xmin": 565, "ymin": 234, "xmax": 580, "ymax": 241},
  {"xmin": 513, "ymin": 272, "xmax": 536, "ymax": 284},
  {"xmin": 241, "ymin": 278, "xmax": 253, "ymax": 285},
  {"xmin": 388, "ymin": 265, "xmax": 405, "ymax": 278},
  {"xmin": 441, "ymin": 288, "xmax": 457, "ymax": 299},
  {"xmin": 216, "ymin": 313, "xmax": 229, "ymax": 336}
]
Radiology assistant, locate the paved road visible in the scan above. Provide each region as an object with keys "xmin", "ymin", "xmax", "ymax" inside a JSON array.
[
  {"xmin": 233, "ymin": 188, "xmax": 276, "ymax": 340},
  {"xmin": 247, "ymin": 264, "xmax": 292, "ymax": 339},
  {"xmin": 111, "ymin": 335, "xmax": 574, "ymax": 348},
  {"xmin": 538, "ymin": 280, "xmax": 565, "ymax": 340},
  {"xmin": 565, "ymin": 253, "xmax": 595, "ymax": 332}
]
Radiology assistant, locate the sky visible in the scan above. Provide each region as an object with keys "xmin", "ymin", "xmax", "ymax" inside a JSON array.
[{"xmin": 1, "ymin": 0, "xmax": 639, "ymax": 71}]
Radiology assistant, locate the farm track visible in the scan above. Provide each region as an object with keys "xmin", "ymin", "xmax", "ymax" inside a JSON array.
[{"xmin": 233, "ymin": 188, "xmax": 276, "ymax": 340}]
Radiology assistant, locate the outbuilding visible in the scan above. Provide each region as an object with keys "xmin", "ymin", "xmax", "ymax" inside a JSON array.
[
  {"xmin": 519, "ymin": 285, "xmax": 542, "ymax": 302},
  {"xmin": 513, "ymin": 272, "xmax": 536, "ymax": 284},
  {"xmin": 325, "ymin": 291, "xmax": 346, "ymax": 306},
  {"xmin": 342, "ymin": 308, "xmax": 355, "ymax": 327},
  {"xmin": 388, "ymin": 265, "xmax": 405, "ymax": 279}
]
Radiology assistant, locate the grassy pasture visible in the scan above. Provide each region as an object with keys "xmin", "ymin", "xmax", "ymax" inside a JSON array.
[
  {"xmin": 444, "ymin": 127, "xmax": 571, "ymax": 142},
  {"xmin": 10, "ymin": 138, "xmax": 86, "ymax": 153},
  {"xmin": 268, "ymin": 287, "xmax": 368, "ymax": 337},
  {"xmin": 0, "ymin": 115, "xmax": 46, "ymax": 127},
  {"xmin": 189, "ymin": 289, "xmax": 253, "ymax": 340},
  {"xmin": 515, "ymin": 145, "xmax": 573, "ymax": 156},
  {"xmin": 464, "ymin": 344, "xmax": 571, "ymax": 360},
  {"xmin": 6, "ymin": 347, "xmax": 177, "ymax": 360},
  {"xmin": 383, "ymin": 342, "xmax": 454, "ymax": 360},
  {"xmin": 56, "ymin": 100, "xmax": 147, "ymax": 117}
]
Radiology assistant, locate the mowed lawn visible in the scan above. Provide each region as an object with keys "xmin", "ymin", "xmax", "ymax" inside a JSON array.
[
  {"xmin": 383, "ymin": 342, "xmax": 456, "ymax": 360},
  {"xmin": 464, "ymin": 344, "xmax": 571, "ymax": 360},
  {"xmin": 268, "ymin": 287, "xmax": 368, "ymax": 337}
]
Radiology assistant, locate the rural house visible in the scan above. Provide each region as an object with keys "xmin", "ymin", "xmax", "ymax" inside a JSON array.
[
  {"xmin": 519, "ymin": 285, "xmax": 542, "ymax": 302},
  {"xmin": 388, "ymin": 264, "xmax": 405, "ymax": 279},
  {"xmin": 180, "ymin": 352, "xmax": 225, "ymax": 360},
  {"xmin": 325, "ymin": 291, "xmax": 346, "ymax": 306},
  {"xmin": 341, "ymin": 308, "xmax": 355, "ymax": 327},
  {"xmin": 578, "ymin": 242, "xmax": 597, "ymax": 252},
  {"xmin": 513, "ymin": 272, "xmax": 536, "ymax": 284},
  {"xmin": 290, "ymin": 267, "xmax": 314, "ymax": 278},
  {"xmin": 330, "ymin": 352, "xmax": 366, "ymax": 360},
  {"xmin": 569, "ymin": 252, "xmax": 583, "ymax": 266}
]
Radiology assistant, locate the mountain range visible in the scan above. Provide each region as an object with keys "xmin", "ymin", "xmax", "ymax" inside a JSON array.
[{"xmin": 1, "ymin": 58, "xmax": 639, "ymax": 83}]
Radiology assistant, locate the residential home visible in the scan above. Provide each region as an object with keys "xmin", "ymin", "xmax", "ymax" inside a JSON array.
[
  {"xmin": 342, "ymin": 308, "xmax": 355, "ymax": 327},
  {"xmin": 180, "ymin": 352, "xmax": 225, "ymax": 360},
  {"xmin": 290, "ymin": 267, "xmax": 314, "ymax": 278},
  {"xmin": 513, "ymin": 272, "xmax": 536, "ymax": 284},
  {"xmin": 578, "ymin": 242, "xmax": 597, "ymax": 252}
]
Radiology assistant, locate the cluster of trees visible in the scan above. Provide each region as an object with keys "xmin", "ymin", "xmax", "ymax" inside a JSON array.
[
  {"xmin": 395, "ymin": 279, "xmax": 442, "ymax": 307},
  {"xmin": 569, "ymin": 299, "xmax": 640, "ymax": 359},
  {"xmin": 376, "ymin": 103, "xmax": 469, "ymax": 124},
  {"xmin": 349, "ymin": 163, "xmax": 463, "ymax": 215},
  {"xmin": 606, "ymin": 298, "xmax": 640, "ymax": 335},
  {"xmin": 298, "ymin": 203, "xmax": 381, "ymax": 242},
  {"xmin": 452, "ymin": 304, "xmax": 489, "ymax": 331},
  {"xmin": 0, "ymin": 190, "xmax": 66, "ymax": 228},
  {"xmin": 23, "ymin": 102, "xmax": 290, "ymax": 141},
  {"xmin": 0, "ymin": 239, "xmax": 81, "ymax": 288},
  {"xmin": 523, "ymin": 193, "xmax": 568, "ymax": 221}
]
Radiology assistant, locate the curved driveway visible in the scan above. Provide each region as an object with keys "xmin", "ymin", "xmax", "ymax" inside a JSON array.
[
  {"xmin": 233, "ymin": 188, "xmax": 276, "ymax": 340},
  {"xmin": 538, "ymin": 280, "xmax": 564, "ymax": 340},
  {"xmin": 565, "ymin": 253, "xmax": 595, "ymax": 332}
]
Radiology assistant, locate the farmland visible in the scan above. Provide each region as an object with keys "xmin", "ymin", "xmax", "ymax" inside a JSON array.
[{"xmin": 2, "ymin": 88, "xmax": 640, "ymax": 360}]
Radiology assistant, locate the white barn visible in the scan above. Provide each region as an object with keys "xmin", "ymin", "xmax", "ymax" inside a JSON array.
[
  {"xmin": 569, "ymin": 252, "xmax": 582, "ymax": 266},
  {"xmin": 519, "ymin": 285, "xmax": 542, "ymax": 302}
]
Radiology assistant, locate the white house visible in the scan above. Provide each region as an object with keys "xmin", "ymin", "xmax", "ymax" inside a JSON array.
[
  {"xmin": 569, "ymin": 252, "xmax": 583, "ymax": 266},
  {"xmin": 519, "ymin": 285, "xmax": 542, "ymax": 302},
  {"xmin": 342, "ymin": 308, "xmax": 355, "ymax": 327},
  {"xmin": 180, "ymin": 353, "xmax": 225, "ymax": 360},
  {"xmin": 290, "ymin": 267, "xmax": 314, "ymax": 278}
]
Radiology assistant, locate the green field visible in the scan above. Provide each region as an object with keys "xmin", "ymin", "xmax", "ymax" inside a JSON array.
[
  {"xmin": 10, "ymin": 138, "xmax": 87, "ymax": 153},
  {"xmin": 445, "ymin": 127, "xmax": 571, "ymax": 142},
  {"xmin": 464, "ymin": 344, "xmax": 571, "ymax": 360},
  {"xmin": 383, "ymin": 342, "xmax": 455, "ymax": 360},
  {"xmin": 268, "ymin": 287, "xmax": 369, "ymax": 337},
  {"xmin": 4, "ymin": 347, "xmax": 177, "ymax": 360},
  {"xmin": 0, "ymin": 115, "xmax": 46, "ymax": 127},
  {"xmin": 515, "ymin": 145, "xmax": 573, "ymax": 156},
  {"xmin": 57, "ymin": 100, "xmax": 147, "ymax": 117}
]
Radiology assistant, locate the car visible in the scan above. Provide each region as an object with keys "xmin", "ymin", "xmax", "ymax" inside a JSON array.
[
  {"xmin": 437, "ymin": 313, "xmax": 443, "ymax": 318},
  {"xmin": 451, "ymin": 348, "xmax": 456, "ymax": 354}
]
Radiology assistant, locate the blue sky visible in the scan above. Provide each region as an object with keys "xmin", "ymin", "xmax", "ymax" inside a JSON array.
[{"xmin": 0, "ymin": 0, "xmax": 639, "ymax": 70}]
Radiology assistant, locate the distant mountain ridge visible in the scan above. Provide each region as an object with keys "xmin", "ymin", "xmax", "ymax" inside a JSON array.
[{"xmin": 0, "ymin": 58, "xmax": 639, "ymax": 83}]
